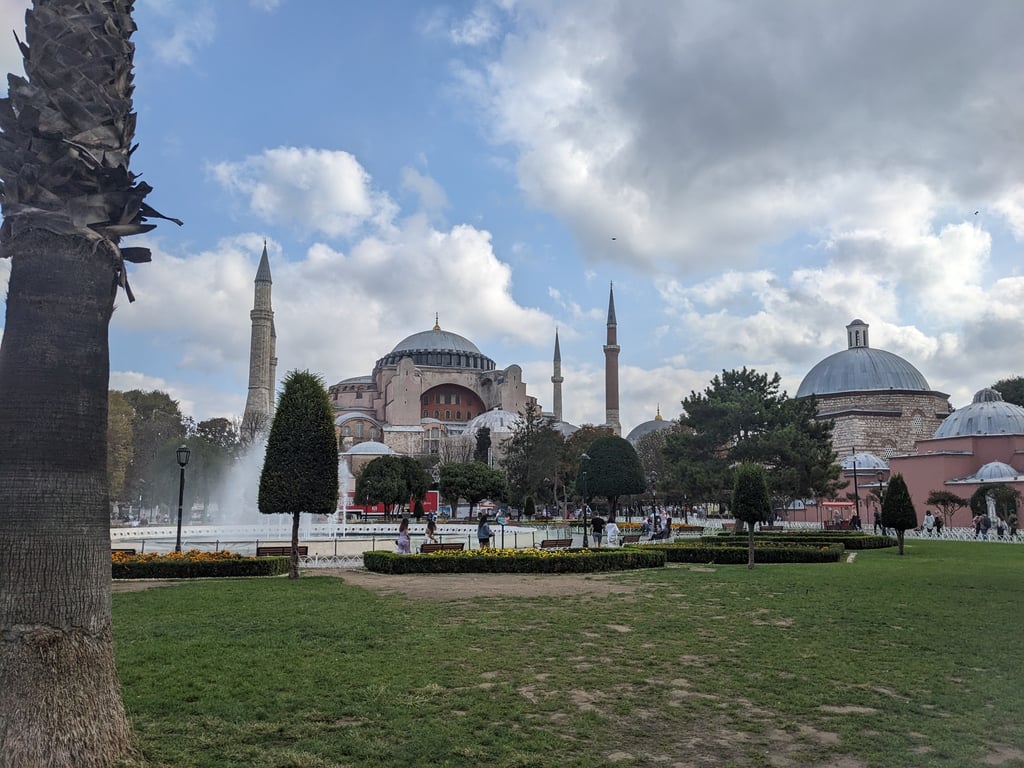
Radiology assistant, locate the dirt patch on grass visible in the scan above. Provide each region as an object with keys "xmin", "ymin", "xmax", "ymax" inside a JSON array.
[{"xmin": 319, "ymin": 568, "xmax": 641, "ymax": 600}]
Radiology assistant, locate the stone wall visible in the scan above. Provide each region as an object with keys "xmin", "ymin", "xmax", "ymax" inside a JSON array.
[{"xmin": 815, "ymin": 390, "xmax": 951, "ymax": 458}]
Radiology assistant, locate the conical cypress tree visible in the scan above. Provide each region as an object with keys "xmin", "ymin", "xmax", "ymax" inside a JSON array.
[{"xmin": 880, "ymin": 473, "xmax": 917, "ymax": 555}]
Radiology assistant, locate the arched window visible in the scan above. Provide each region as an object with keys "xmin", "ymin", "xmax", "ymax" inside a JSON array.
[
  {"xmin": 456, "ymin": 411, "xmax": 461, "ymax": 420},
  {"xmin": 434, "ymin": 410, "xmax": 440, "ymax": 419},
  {"xmin": 342, "ymin": 426, "xmax": 350, "ymax": 436},
  {"xmin": 445, "ymin": 410, "xmax": 451, "ymax": 420},
  {"xmin": 356, "ymin": 422, "xmax": 364, "ymax": 438}
]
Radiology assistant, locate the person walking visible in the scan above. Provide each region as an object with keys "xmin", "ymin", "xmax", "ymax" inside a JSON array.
[
  {"xmin": 923, "ymin": 510, "xmax": 935, "ymax": 536},
  {"xmin": 477, "ymin": 513, "xmax": 492, "ymax": 549},
  {"xmin": 591, "ymin": 515, "xmax": 605, "ymax": 547},
  {"xmin": 396, "ymin": 518, "xmax": 411, "ymax": 555}
]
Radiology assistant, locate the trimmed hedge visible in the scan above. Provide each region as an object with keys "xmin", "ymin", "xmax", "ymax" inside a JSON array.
[
  {"xmin": 112, "ymin": 556, "xmax": 290, "ymax": 579},
  {"xmin": 711, "ymin": 532, "xmax": 894, "ymax": 550},
  {"xmin": 640, "ymin": 542, "xmax": 845, "ymax": 565},
  {"xmin": 363, "ymin": 548, "xmax": 666, "ymax": 574}
]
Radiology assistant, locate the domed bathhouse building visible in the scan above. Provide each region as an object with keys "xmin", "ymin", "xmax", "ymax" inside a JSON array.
[
  {"xmin": 889, "ymin": 388, "xmax": 1024, "ymax": 516},
  {"xmin": 329, "ymin": 317, "xmax": 536, "ymax": 456},
  {"xmin": 797, "ymin": 319, "xmax": 952, "ymax": 460}
]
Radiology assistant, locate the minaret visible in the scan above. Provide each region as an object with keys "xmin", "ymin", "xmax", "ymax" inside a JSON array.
[
  {"xmin": 604, "ymin": 282, "xmax": 621, "ymax": 435},
  {"xmin": 551, "ymin": 328, "xmax": 564, "ymax": 422},
  {"xmin": 243, "ymin": 242, "xmax": 276, "ymax": 425}
]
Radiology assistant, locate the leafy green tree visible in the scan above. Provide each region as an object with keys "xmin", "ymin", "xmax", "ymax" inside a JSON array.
[
  {"xmin": 503, "ymin": 402, "xmax": 564, "ymax": 508},
  {"xmin": 732, "ymin": 463, "xmax": 772, "ymax": 569},
  {"xmin": 574, "ymin": 435, "xmax": 645, "ymax": 518},
  {"xmin": 665, "ymin": 368, "xmax": 839, "ymax": 516},
  {"xmin": 441, "ymin": 462, "xmax": 507, "ymax": 518},
  {"xmin": 107, "ymin": 391, "xmax": 134, "ymax": 507},
  {"xmin": 0, "ymin": 2, "xmax": 179, "ymax": 762},
  {"xmin": 880, "ymin": 474, "xmax": 917, "ymax": 555},
  {"xmin": 355, "ymin": 455, "xmax": 407, "ymax": 518},
  {"xmin": 259, "ymin": 371, "xmax": 339, "ymax": 578},
  {"xmin": 992, "ymin": 376, "xmax": 1024, "ymax": 408},
  {"xmin": 120, "ymin": 389, "xmax": 187, "ymax": 508},
  {"xmin": 968, "ymin": 484, "xmax": 1019, "ymax": 523},
  {"xmin": 926, "ymin": 490, "xmax": 968, "ymax": 527}
]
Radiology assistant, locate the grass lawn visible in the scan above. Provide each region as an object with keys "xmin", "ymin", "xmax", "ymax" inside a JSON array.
[{"xmin": 113, "ymin": 541, "xmax": 1023, "ymax": 767}]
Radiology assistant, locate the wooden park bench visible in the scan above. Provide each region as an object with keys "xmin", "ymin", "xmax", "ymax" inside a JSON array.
[
  {"xmin": 111, "ymin": 548, "xmax": 136, "ymax": 556},
  {"xmin": 419, "ymin": 542, "xmax": 465, "ymax": 554},
  {"xmin": 539, "ymin": 538, "xmax": 573, "ymax": 550},
  {"xmin": 620, "ymin": 534, "xmax": 641, "ymax": 545},
  {"xmin": 255, "ymin": 545, "xmax": 308, "ymax": 557}
]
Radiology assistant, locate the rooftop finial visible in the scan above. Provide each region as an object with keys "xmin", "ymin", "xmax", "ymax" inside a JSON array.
[
  {"xmin": 433, "ymin": 312, "xmax": 441, "ymax": 331},
  {"xmin": 655, "ymin": 404, "xmax": 663, "ymax": 421}
]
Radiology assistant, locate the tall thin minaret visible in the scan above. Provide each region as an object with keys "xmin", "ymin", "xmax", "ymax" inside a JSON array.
[
  {"xmin": 551, "ymin": 328, "xmax": 564, "ymax": 422},
  {"xmin": 604, "ymin": 282, "xmax": 621, "ymax": 435},
  {"xmin": 243, "ymin": 242, "xmax": 276, "ymax": 425}
]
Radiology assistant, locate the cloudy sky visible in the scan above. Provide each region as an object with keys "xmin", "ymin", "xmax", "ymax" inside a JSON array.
[{"xmin": 2, "ymin": 0, "xmax": 1023, "ymax": 434}]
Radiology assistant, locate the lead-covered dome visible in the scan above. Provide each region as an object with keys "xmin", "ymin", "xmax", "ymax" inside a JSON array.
[
  {"xmin": 797, "ymin": 319, "xmax": 931, "ymax": 397},
  {"xmin": 464, "ymin": 409, "xmax": 521, "ymax": 435},
  {"xmin": 375, "ymin": 319, "xmax": 495, "ymax": 371},
  {"xmin": 933, "ymin": 388, "xmax": 1024, "ymax": 438}
]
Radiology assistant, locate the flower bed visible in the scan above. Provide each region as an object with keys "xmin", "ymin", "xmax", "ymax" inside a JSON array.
[
  {"xmin": 363, "ymin": 547, "xmax": 666, "ymax": 575},
  {"xmin": 641, "ymin": 541, "xmax": 845, "ymax": 565},
  {"xmin": 112, "ymin": 549, "xmax": 290, "ymax": 579}
]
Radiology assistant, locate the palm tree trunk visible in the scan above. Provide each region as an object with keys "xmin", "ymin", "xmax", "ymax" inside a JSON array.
[{"xmin": 0, "ymin": 228, "xmax": 135, "ymax": 767}]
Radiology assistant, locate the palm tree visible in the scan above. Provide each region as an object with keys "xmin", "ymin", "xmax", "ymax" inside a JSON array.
[{"xmin": 0, "ymin": 3, "xmax": 177, "ymax": 765}]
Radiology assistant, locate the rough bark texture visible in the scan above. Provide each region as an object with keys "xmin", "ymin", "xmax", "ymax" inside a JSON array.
[
  {"xmin": 0, "ymin": 229, "xmax": 135, "ymax": 766},
  {"xmin": 0, "ymin": 1, "xmax": 172, "ymax": 764}
]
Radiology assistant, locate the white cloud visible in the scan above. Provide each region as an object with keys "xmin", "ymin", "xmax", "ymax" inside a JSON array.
[
  {"xmin": 400, "ymin": 167, "xmax": 448, "ymax": 217},
  {"xmin": 209, "ymin": 147, "xmax": 398, "ymax": 238},
  {"xmin": 450, "ymin": 3, "xmax": 501, "ymax": 46},
  {"xmin": 139, "ymin": 0, "xmax": 216, "ymax": 66}
]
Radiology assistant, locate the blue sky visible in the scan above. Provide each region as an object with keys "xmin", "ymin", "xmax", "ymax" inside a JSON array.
[{"xmin": 2, "ymin": 0, "xmax": 1024, "ymax": 434}]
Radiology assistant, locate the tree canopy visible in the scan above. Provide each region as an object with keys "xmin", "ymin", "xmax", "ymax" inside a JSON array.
[
  {"xmin": 355, "ymin": 454, "xmax": 429, "ymax": 517},
  {"xmin": 925, "ymin": 490, "xmax": 968, "ymax": 526},
  {"xmin": 440, "ymin": 461, "xmax": 507, "ymax": 518},
  {"xmin": 880, "ymin": 473, "xmax": 917, "ymax": 555},
  {"xmin": 992, "ymin": 376, "xmax": 1024, "ymax": 408},
  {"xmin": 574, "ymin": 435, "xmax": 645, "ymax": 517},
  {"xmin": 502, "ymin": 402, "xmax": 564, "ymax": 508},
  {"xmin": 731, "ymin": 463, "xmax": 772, "ymax": 569},
  {"xmin": 258, "ymin": 371, "xmax": 339, "ymax": 577},
  {"xmin": 664, "ymin": 367, "xmax": 839, "ymax": 515}
]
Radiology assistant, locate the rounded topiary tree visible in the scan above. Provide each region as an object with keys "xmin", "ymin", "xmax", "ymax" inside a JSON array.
[
  {"xmin": 259, "ymin": 370, "xmax": 339, "ymax": 578},
  {"xmin": 880, "ymin": 473, "xmax": 917, "ymax": 555},
  {"xmin": 732, "ymin": 463, "xmax": 771, "ymax": 569}
]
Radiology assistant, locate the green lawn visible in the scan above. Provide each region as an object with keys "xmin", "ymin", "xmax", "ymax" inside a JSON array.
[{"xmin": 113, "ymin": 541, "xmax": 1024, "ymax": 767}]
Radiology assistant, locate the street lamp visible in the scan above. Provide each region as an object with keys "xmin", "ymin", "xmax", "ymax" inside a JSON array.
[
  {"xmin": 580, "ymin": 453, "xmax": 591, "ymax": 548},
  {"xmin": 648, "ymin": 470, "xmax": 659, "ymax": 523},
  {"xmin": 850, "ymin": 447, "xmax": 860, "ymax": 525},
  {"xmin": 174, "ymin": 444, "xmax": 191, "ymax": 553}
]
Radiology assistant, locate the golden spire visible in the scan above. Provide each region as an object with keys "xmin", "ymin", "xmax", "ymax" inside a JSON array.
[
  {"xmin": 433, "ymin": 312, "xmax": 441, "ymax": 331},
  {"xmin": 655, "ymin": 404, "xmax": 663, "ymax": 421}
]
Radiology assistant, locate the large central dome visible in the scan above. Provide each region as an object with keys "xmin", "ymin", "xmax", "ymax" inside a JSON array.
[
  {"xmin": 375, "ymin": 319, "xmax": 495, "ymax": 371},
  {"xmin": 797, "ymin": 318, "xmax": 931, "ymax": 397}
]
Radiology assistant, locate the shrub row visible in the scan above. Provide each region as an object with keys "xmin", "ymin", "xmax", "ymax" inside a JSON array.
[
  {"xmin": 639, "ymin": 542, "xmax": 845, "ymax": 565},
  {"xmin": 112, "ymin": 556, "xmax": 290, "ymax": 579},
  {"xmin": 363, "ymin": 548, "xmax": 666, "ymax": 575},
  {"xmin": 712, "ymin": 532, "xmax": 894, "ymax": 550}
]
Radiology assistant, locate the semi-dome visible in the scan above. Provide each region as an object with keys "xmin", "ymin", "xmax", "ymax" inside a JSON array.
[
  {"xmin": 797, "ymin": 319, "xmax": 931, "ymax": 397},
  {"xmin": 932, "ymin": 388, "xmax": 1024, "ymax": 438},
  {"xmin": 375, "ymin": 318, "xmax": 496, "ymax": 371},
  {"xmin": 464, "ymin": 409, "xmax": 521, "ymax": 435}
]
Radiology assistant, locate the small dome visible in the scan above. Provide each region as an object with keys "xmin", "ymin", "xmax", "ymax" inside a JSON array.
[
  {"xmin": 973, "ymin": 461, "xmax": 1020, "ymax": 481},
  {"xmin": 798, "ymin": 348, "xmax": 931, "ymax": 396},
  {"xmin": 552, "ymin": 420, "xmax": 579, "ymax": 438},
  {"xmin": 798, "ymin": 319, "xmax": 931, "ymax": 397},
  {"xmin": 335, "ymin": 413, "xmax": 380, "ymax": 427},
  {"xmin": 345, "ymin": 441, "xmax": 395, "ymax": 455},
  {"xmin": 839, "ymin": 452, "xmax": 889, "ymax": 471},
  {"xmin": 464, "ymin": 409, "xmax": 521, "ymax": 435},
  {"xmin": 626, "ymin": 419, "xmax": 674, "ymax": 445},
  {"xmin": 933, "ymin": 389, "xmax": 1024, "ymax": 438}
]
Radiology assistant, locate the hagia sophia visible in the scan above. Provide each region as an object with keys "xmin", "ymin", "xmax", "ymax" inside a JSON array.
[{"xmin": 242, "ymin": 246, "xmax": 1024, "ymax": 519}]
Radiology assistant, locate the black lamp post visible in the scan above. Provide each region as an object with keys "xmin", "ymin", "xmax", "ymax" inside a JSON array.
[
  {"xmin": 851, "ymin": 447, "xmax": 860, "ymax": 523},
  {"xmin": 580, "ymin": 452, "xmax": 591, "ymax": 548},
  {"xmin": 649, "ymin": 470, "xmax": 659, "ymax": 520},
  {"xmin": 174, "ymin": 444, "xmax": 191, "ymax": 553}
]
